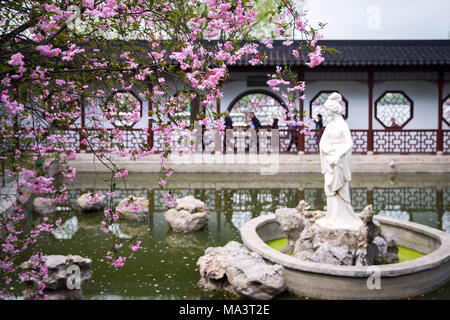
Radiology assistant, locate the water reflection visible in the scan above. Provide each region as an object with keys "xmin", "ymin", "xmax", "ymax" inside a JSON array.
[
  {"xmin": 52, "ymin": 216, "xmax": 78, "ymax": 240},
  {"xmin": 13, "ymin": 173, "xmax": 450, "ymax": 300},
  {"xmin": 109, "ymin": 224, "xmax": 132, "ymax": 239},
  {"xmin": 231, "ymin": 211, "xmax": 252, "ymax": 230},
  {"xmin": 378, "ymin": 210, "xmax": 410, "ymax": 221},
  {"xmin": 443, "ymin": 212, "xmax": 450, "ymax": 233}
]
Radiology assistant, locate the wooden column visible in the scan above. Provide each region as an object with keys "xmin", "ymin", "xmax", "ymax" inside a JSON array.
[
  {"xmin": 436, "ymin": 188, "xmax": 444, "ymax": 230},
  {"xmin": 216, "ymin": 97, "xmax": 221, "ymax": 117},
  {"xmin": 79, "ymin": 96, "xmax": 87, "ymax": 152},
  {"xmin": 298, "ymin": 189, "xmax": 305, "ymax": 203},
  {"xmin": 215, "ymin": 189, "xmax": 222, "ymax": 234},
  {"xmin": 147, "ymin": 80, "xmax": 154, "ymax": 150},
  {"xmin": 190, "ymin": 96, "xmax": 200, "ymax": 128},
  {"xmin": 297, "ymin": 68, "xmax": 305, "ymax": 153},
  {"xmin": 216, "ymin": 80, "xmax": 223, "ymax": 116},
  {"xmin": 147, "ymin": 189, "xmax": 154, "ymax": 236},
  {"xmin": 367, "ymin": 187, "xmax": 374, "ymax": 206},
  {"xmin": 367, "ymin": 69, "xmax": 374, "ymax": 153},
  {"xmin": 437, "ymin": 71, "xmax": 444, "ymax": 153}
]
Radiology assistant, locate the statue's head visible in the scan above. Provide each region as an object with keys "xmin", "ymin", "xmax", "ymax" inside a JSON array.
[{"xmin": 323, "ymin": 92, "xmax": 345, "ymax": 117}]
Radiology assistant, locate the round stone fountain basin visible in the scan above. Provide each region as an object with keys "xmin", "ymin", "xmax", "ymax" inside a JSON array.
[{"xmin": 241, "ymin": 214, "xmax": 450, "ymax": 300}]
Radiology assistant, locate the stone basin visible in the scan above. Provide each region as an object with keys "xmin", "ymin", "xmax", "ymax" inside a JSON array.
[{"xmin": 241, "ymin": 214, "xmax": 450, "ymax": 300}]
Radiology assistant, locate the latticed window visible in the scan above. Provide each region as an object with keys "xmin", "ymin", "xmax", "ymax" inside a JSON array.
[
  {"xmin": 173, "ymin": 91, "xmax": 193, "ymax": 122},
  {"xmin": 106, "ymin": 91, "xmax": 142, "ymax": 127},
  {"xmin": 443, "ymin": 94, "xmax": 450, "ymax": 126},
  {"xmin": 375, "ymin": 91, "xmax": 413, "ymax": 128},
  {"xmin": 228, "ymin": 90, "xmax": 287, "ymax": 128},
  {"xmin": 310, "ymin": 91, "xmax": 348, "ymax": 126}
]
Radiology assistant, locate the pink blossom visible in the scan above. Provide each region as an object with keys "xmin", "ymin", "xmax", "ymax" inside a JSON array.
[
  {"xmin": 262, "ymin": 38, "xmax": 273, "ymax": 49},
  {"xmin": 82, "ymin": 0, "xmax": 95, "ymax": 9},
  {"xmin": 36, "ymin": 45, "xmax": 61, "ymax": 57},
  {"xmin": 112, "ymin": 256, "xmax": 127, "ymax": 268},
  {"xmin": 306, "ymin": 45, "xmax": 324, "ymax": 68},
  {"xmin": 114, "ymin": 169, "xmax": 128, "ymax": 178},
  {"xmin": 7, "ymin": 52, "xmax": 24, "ymax": 67},
  {"xmin": 130, "ymin": 240, "xmax": 141, "ymax": 252}
]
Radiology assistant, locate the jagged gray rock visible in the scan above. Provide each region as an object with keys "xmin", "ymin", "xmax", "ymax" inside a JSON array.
[
  {"xmin": 20, "ymin": 254, "xmax": 92, "ymax": 300},
  {"xmin": 32, "ymin": 197, "xmax": 56, "ymax": 216},
  {"xmin": 197, "ymin": 241, "xmax": 286, "ymax": 300},
  {"xmin": 275, "ymin": 200, "xmax": 325, "ymax": 254},
  {"xmin": 175, "ymin": 196, "xmax": 208, "ymax": 213},
  {"xmin": 76, "ymin": 192, "xmax": 107, "ymax": 212},
  {"xmin": 293, "ymin": 222, "xmax": 366, "ymax": 266},
  {"xmin": 373, "ymin": 232, "xmax": 399, "ymax": 264},
  {"xmin": 117, "ymin": 196, "xmax": 149, "ymax": 221},
  {"xmin": 164, "ymin": 196, "xmax": 209, "ymax": 232},
  {"xmin": 360, "ymin": 204, "xmax": 382, "ymax": 242},
  {"xmin": 280, "ymin": 201, "xmax": 399, "ymax": 266}
]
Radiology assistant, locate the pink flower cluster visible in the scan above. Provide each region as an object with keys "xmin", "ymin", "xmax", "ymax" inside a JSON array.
[{"xmin": 0, "ymin": 0, "xmax": 327, "ymax": 298}]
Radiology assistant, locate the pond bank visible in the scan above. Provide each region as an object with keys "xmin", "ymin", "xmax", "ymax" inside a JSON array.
[{"xmin": 69, "ymin": 154, "xmax": 450, "ymax": 173}]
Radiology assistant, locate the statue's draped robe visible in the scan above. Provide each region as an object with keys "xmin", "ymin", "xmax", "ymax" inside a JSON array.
[{"xmin": 316, "ymin": 116, "xmax": 363, "ymax": 231}]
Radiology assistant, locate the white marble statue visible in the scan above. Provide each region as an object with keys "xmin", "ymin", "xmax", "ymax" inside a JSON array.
[{"xmin": 315, "ymin": 92, "xmax": 363, "ymax": 231}]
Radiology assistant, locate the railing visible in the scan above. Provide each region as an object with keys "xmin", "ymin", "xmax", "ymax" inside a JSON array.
[
  {"xmin": 52, "ymin": 128, "xmax": 449, "ymax": 155},
  {"xmin": 373, "ymin": 129, "xmax": 439, "ymax": 154},
  {"xmin": 304, "ymin": 129, "xmax": 368, "ymax": 154},
  {"xmin": 443, "ymin": 130, "xmax": 450, "ymax": 155},
  {"xmin": 53, "ymin": 128, "xmax": 149, "ymax": 153}
]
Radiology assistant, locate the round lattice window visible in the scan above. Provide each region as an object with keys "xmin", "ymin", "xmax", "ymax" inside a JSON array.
[
  {"xmin": 173, "ymin": 91, "xmax": 194, "ymax": 122},
  {"xmin": 375, "ymin": 91, "xmax": 413, "ymax": 129},
  {"xmin": 310, "ymin": 91, "xmax": 348, "ymax": 127},
  {"xmin": 227, "ymin": 90, "xmax": 288, "ymax": 128},
  {"xmin": 106, "ymin": 91, "xmax": 142, "ymax": 127},
  {"xmin": 443, "ymin": 94, "xmax": 450, "ymax": 127}
]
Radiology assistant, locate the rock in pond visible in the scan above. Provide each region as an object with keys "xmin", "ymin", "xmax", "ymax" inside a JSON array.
[
  {"xmin": 76, "ymin": 192, "xmax": 107, "ymax": 212},
  {"xmin": 275, "ymin": 200, "xmax": 325, "ymax": 254},
  {"xmin": 32, "ymin": 197, "xmax": 56, "ymax": 216},
  {"xmin": 277, "ymin": 200, "xmax": 399, "ymax": 266},
  {"xmin": 117, "ymin": 196, "xmax": 149, "ymax": 221},
  {"xmin": 164, "ymin": 196, "xmax": 209, "ymax": 232},
  {"xmin": 20, "ymin": 254, "xmax": 92, "ymax": 300},
  {"xmin": 197, "ymin": 241, "xmax": 286, "ymax": 300}
]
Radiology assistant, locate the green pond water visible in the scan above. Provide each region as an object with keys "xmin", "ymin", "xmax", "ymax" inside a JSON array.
[
  {"xmin": 10, "ymin": 172, "xmax": 450, "ymax": 300},
  {"xmin": 266, "ymin": 238, "xmax": 425, "ymax": 263}
]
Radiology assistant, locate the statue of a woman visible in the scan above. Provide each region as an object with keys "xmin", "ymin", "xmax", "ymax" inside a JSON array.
[{"xmin": 315, "ymin": 92, "xmax": 363, "ymax": 231}]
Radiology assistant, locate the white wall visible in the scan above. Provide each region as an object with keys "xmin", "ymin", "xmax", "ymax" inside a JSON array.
[
  {"xmin": 443, "ymin": 83, "xmax": 450, "ymax": 129},
  {"xmin": 221, "ymin": 72, "xmax": 282, "ymax": 113},
  {"xmin": 222, "ymin": 78, "xmax": 369, "ymax": 129},
  {"xmin": 220, "ymin": 75, "xmax": 443, "ymax": 131},
  {"xmin": 303, "ymin": 81, "xmax": 368, "ymax": 129},
  {"xmin": 82, "ymin": 86, "xmax": 149, "ymax": 129},
  {"xmin": 373, "ymin": 81, "xmax": 439, "ymax": 130}
]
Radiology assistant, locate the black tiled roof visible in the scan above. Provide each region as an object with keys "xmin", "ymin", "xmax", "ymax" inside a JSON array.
[
  {"xmin": 82, "ymin": 39, "xmax": 450, "ymax": 68},
  {"xmin": 236, "ymin": 40, "xmax": 450, "ymax": 67}
]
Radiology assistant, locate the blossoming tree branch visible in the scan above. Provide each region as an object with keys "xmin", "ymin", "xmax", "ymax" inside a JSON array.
[{"xmin": 0, "ymin": 0, "xmax": 326, "ymax": 299}]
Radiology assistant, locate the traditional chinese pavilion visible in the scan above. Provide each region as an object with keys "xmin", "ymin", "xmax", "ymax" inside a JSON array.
[{"xmin": 75, "ymin": 40, "xmax": 450, "ymax": 155}]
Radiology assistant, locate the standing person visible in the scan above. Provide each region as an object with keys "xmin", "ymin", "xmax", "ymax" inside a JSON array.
[
  {"xmin": 249, "ymin": 112, "xmax": 261, "ymax": 152},
  {"xmin": 249, "ymin": 111, "xmax": 261, "ymax": 129},
  {"xmin": 314, "ymin": 114, "xmax": 324, "ymax": 146},
  {"xmin": 195, "ymin": 114, "xmax": 205, "ymax": 152},
  {"xmin": 314, "ymin": 114, "xmax": 324, "ymax": 129},
  {"xmin": 390, "ymin": 117, "xmax": 400, "ymax": 129},
  {"xmin": 271, "ymin": 113, "xmax": 279, "ymax": 129},
  {"xmin": 224, "ymin": 112, "xmax": 233, "ymax": 130},
  {"xmin": 287, "ymin": 115, "xmax": 300, "ymax": 152},
  {"xmin": 223, "ymin": 112, "xmax": 233, "ymax": 152}
]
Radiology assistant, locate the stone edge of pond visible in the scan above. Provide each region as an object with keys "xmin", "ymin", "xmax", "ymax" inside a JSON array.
[{"xmin": 240, "ymin": 214, "xmax": 450, "ymax": 278}]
